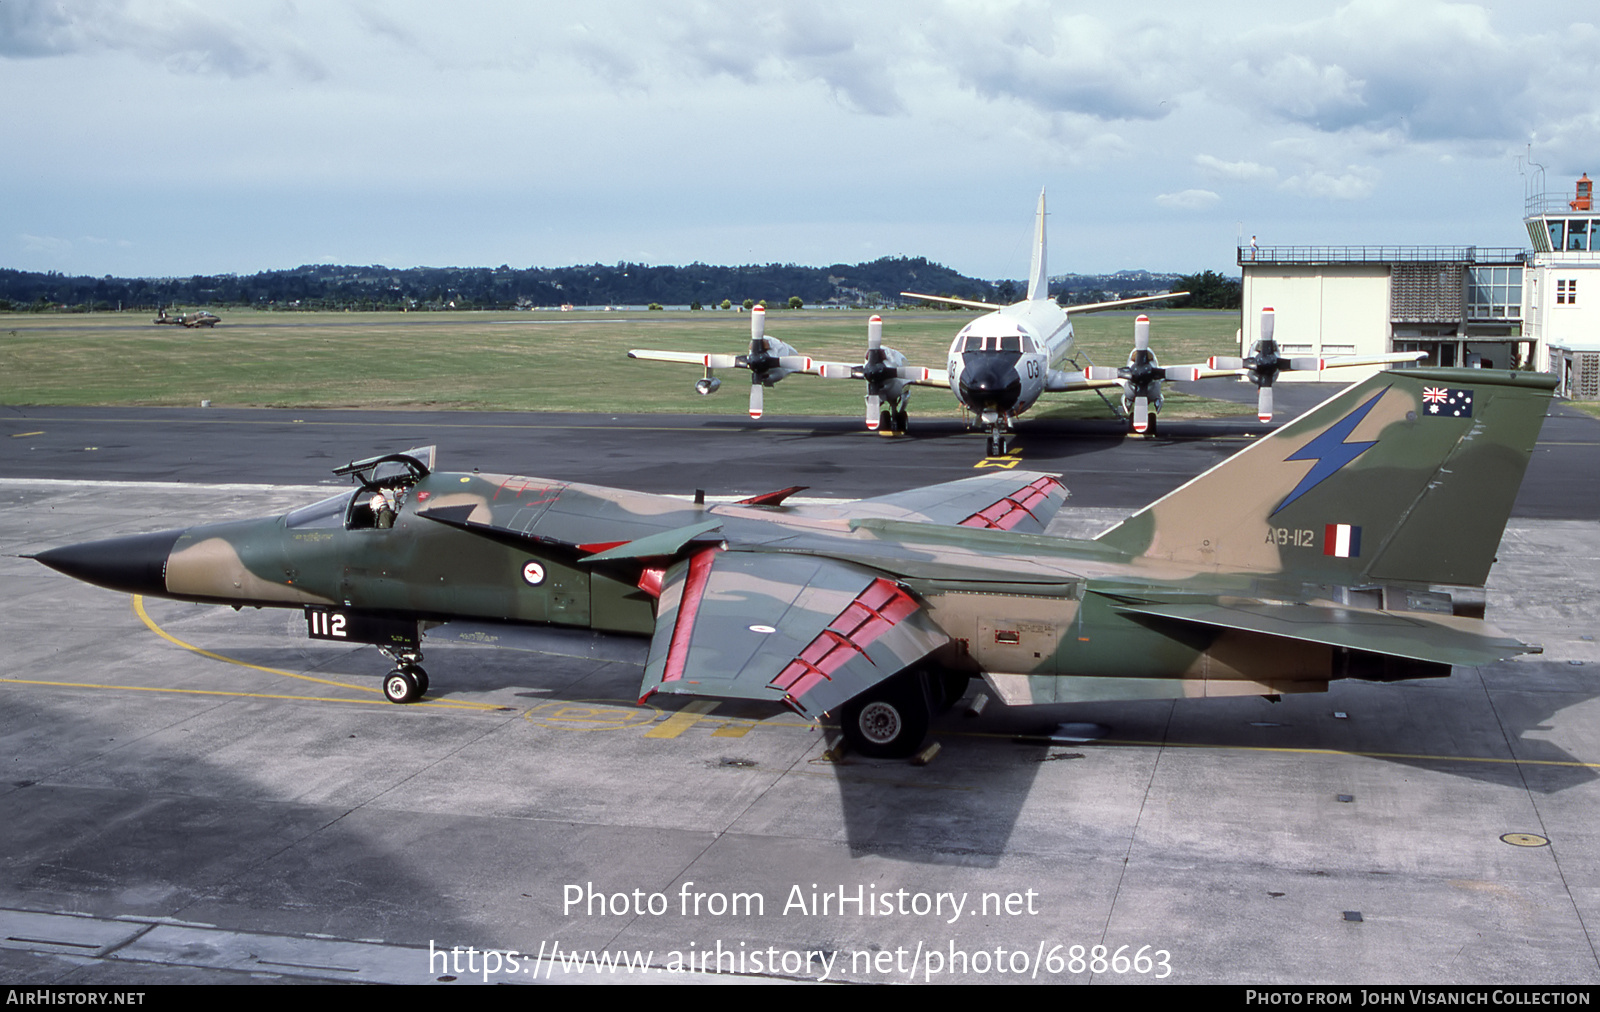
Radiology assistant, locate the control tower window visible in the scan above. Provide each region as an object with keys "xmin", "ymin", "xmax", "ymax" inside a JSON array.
[
  {"xmin": 1549, "ymin": 221, "xmax": 1565, "ymax": 250},
  {"xmin": 1569, "ymin": 220, "xmax": 1589, "ymax": 251}
]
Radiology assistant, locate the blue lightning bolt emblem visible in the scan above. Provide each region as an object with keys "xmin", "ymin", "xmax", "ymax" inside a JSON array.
[{"xmin": 1270, "ymin": 387, "xmax": 1388, "ymax": 516}]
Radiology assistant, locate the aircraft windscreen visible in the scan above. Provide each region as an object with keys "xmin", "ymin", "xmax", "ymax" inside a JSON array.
[{"xmin": 285, "ymin": 492, "xmax": 355, "ymax": 529}]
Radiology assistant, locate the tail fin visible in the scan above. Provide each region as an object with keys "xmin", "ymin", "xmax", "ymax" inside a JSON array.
[
  {"xmin": 1096, "ymin": 368, "xmax": 1555, "ymax": 587},
  {"xmin": 1025, "ymin": 188, "xmax": 1048, "ymax": 302}
]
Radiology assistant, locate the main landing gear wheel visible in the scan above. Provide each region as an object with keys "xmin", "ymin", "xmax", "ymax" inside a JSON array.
[
  {"xmin": 892, "ymin": 408, "xmax": 909, "ymax": 434},
  {"xmin": 879, "ymin": 408, "xmax": 894, "ymax": 435},
  {"xmin": 839, "ymin": 676, "xmax": 931, "ymax": 758}
]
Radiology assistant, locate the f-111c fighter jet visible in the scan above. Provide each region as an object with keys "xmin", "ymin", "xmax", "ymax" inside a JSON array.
[{"xmin": 34, "ymin": 366, "xmax": 1553, "ymax": 757}]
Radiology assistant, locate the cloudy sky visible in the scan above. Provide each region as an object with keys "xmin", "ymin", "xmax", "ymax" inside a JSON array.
[{"xmin": 4, "ymin": 0, "xmax": 1598, "ymax": 281}]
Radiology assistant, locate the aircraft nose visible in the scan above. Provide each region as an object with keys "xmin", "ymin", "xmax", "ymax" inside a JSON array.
[
  {"xmin": 958, "ymin": 356, "xmax": 1022, "ymax": 412},
  {"xmin": 31, "ymin": 529, "xmax": 185, "ymax": 596}
]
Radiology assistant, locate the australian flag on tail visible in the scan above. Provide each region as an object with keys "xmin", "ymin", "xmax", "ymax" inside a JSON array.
[{"xmin": 1421, "ymin": 386, "xmax": 1473, "ymax": 417}]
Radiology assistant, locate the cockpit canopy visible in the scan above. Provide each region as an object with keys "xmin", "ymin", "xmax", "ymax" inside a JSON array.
[
  {"xmin": 332, "ymin": 445, "xmax": 436, "ymax": 490},
  {"xmin": 952, "ymin": 322, "xmax": 1035, "ymax": 355},
  {"xmin": 286, "ymin": 445, "xmax": 437, "ymax": 532}
]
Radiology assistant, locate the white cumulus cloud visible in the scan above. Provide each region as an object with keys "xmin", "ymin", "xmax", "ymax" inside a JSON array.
[{"xmin": 1155, "ymin": 189, "xmax": 1221, "ymax": 210}]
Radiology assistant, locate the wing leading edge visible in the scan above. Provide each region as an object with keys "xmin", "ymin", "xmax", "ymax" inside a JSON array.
[{"xmin": 794, "ymin": 470, "xmax": 1068, "ymax": 534}]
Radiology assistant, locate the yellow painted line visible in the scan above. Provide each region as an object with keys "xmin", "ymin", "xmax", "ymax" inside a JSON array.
[
  {"xmin": 0, "ymin": 676, "xmax": 441, "ymax": 707},
  {"xmin": 523, "ymin": 699, "xmax": 659, "ymax": 732},
  {"xmin": 10, "ymin": 431, "xmax": 43, "ymax": 438},
  {"xmin": 644, "ymin": 699, "xmax": 720, "ymax": 738},
  {"xmin": 974, "ymin": 455, "xmax": 1022, "ymax": 469},
  {"xmin": 712, "ymin": 723, "xmax": 752, "ymax": 738},
  {"xmin": 130, "ymin": 595, "xmax": 500, "ymax": 711}
]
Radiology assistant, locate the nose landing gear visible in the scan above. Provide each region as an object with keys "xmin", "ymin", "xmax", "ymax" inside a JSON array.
[{"xmin": 379, "ymin": 645, "xmax": 429, "ymax": 703}]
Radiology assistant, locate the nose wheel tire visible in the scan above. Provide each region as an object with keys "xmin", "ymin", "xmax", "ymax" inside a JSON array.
[{"xmin": 383, "ymin": 665, "xmax": 427, "ymax": 704}]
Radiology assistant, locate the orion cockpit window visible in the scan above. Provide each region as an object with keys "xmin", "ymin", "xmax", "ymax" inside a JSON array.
[{"xmin": 961, "ymin": 334, "xmax": 1025, "ymax": 353}]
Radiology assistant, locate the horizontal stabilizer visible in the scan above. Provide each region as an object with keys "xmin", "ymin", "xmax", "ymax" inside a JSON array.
[
  {"xmin": 900, "ymin": 291, "xmax": 1004, "ymax": 311},
  {"xmin": 1106, "ymin": 598, "xmax": 1538, "ymax": 667},
  {"xmin": 1064, "ymin": 291, "xmax": 1187, "ymax": 315}
]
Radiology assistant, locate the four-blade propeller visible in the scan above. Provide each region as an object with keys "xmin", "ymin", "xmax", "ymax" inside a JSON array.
[{"xmin": 1087, "ymin": 315, "xmax": 1203, "ymax": 434}]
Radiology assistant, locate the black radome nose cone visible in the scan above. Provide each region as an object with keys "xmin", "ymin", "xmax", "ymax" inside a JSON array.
[
  {"xmin": 32, "ymin": 529, "xmax": 184, "ymax": 595},
  {"xmin": 959, "ymin": 362, "xmax": 1022, "ymax": 412}
]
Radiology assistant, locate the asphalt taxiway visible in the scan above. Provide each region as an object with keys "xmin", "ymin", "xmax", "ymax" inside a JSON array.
[{"xmin": 2, "ymin": 399, "xmax": 1599, "ymax": 984}]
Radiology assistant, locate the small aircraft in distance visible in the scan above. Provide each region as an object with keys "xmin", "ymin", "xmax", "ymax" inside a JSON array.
[
  {"xmin": 154, "ymin": 308, "xmax": 221, "ymax": 328},
  {"xmin": 34, "ymin": 365, "xmax": 1553, "ymax": 758}
]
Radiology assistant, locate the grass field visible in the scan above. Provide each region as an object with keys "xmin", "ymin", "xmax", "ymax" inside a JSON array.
[{"xmin": 0, "ymin": 306, "xmax": 1252, "ymax": 419}]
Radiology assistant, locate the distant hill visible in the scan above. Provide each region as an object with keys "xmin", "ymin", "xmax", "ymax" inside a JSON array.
[
  {"xmin": 0, "ymin": 258, "xmax": 1001, "ymax": 312},
  {"xmin": 0, "ymin": 260, "xmax": 1206, "ymax": 313}
]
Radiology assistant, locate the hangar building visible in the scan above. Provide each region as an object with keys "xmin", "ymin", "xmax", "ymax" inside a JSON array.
[{"xmin": 1237, "ymin": 175, "xmax": 1600, "ymax": 396}]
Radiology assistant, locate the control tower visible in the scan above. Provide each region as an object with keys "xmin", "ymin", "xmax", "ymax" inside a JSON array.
[{"xmin": 1524, "ymin": 174, "xmax": 1600, "ymax": 396}]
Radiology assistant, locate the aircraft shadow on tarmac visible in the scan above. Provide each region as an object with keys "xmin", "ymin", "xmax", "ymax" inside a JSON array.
[{"xmin": 165, "ymin": 599, "xmax": 1600, "ymax": 874}]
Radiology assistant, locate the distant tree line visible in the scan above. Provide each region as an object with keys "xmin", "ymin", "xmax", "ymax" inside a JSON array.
[
  {"xmin": 0, "ymin": 261, "xmax": 1238, "ymax": 313},
  {"xmin": 0, "ymin": 257, "xmax": 992, "ymax": 313},
  {"xmin": 1169, "ymin": 270, "xmax": 1242, "ymax": 309}
]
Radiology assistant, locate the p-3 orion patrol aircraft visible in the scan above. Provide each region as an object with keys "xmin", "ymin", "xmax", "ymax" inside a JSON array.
[
  {"xmin": 628, "ymin": 190, "xmax": 1183, "ymax": 452},
  {"xmin": 630, "ymin": 192, "xmax": 1418, "ymax": 454},
  {"xmin": 34, "ymin": 365, "xmax": 1552, "ymax": 758}
]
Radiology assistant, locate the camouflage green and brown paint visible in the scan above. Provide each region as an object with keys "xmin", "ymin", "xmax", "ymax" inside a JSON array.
[{"xmin": 34, "ymin": 367, "xmax": 1554, "ymax": 754}]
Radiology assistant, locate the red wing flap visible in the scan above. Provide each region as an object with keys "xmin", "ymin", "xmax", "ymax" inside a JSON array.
[
  {"xmin": 661, "ymin": 547, "xmax": 720, "ymax": 682},
  {"xmin": 959, "ymin": 476, "xmax": 1063, "ymax": 530},
  {"xmin": 768, "ymin": 578, "xmax": 919, "ymax": 711}
]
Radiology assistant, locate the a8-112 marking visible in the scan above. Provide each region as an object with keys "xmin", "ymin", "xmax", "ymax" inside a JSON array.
[{"xmin": 1266, "ymin": 527, "xmax": 1316, "ymax": 548}]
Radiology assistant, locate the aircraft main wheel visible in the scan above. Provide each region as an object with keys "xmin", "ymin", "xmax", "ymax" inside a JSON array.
[
  {"xmin": 840, "ymin": 680, "xmax": 930, "ymax": 758},
  {"xmin": 383, "ymin": 668, "xmax": 421, "ymax": 704},
  {"xmin": 879, "ymin": 408, "xmax": 894, "ymax": 434},
  {"xmin": 893, "ymin": 409, "xmax": 908, "ymax": 434},
  {"xmin": 406, "ymin": 665, "xmax": 429, "ymax": 697}
]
